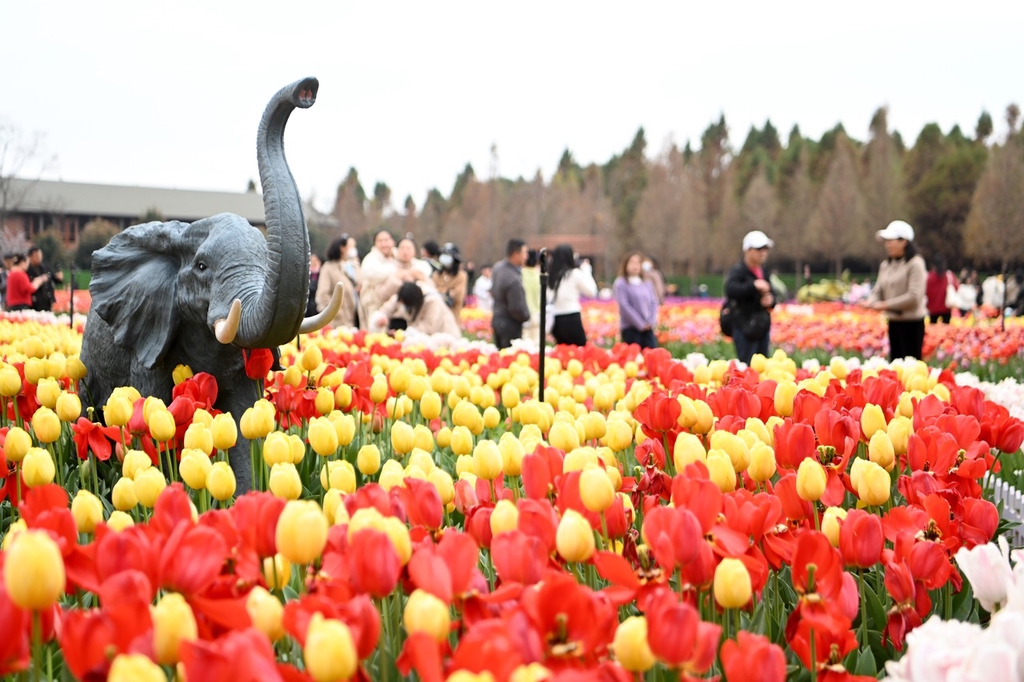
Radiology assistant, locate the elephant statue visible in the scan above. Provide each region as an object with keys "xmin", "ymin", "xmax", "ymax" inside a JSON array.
[{"xmin": 80, "ymin": 77, "xmax": 342, "ymax": 492}]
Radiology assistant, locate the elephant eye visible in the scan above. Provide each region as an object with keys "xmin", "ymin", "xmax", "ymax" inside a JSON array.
[{"xmin": 196, "ymin": 262, "xmax": 208, "ymax": 272}]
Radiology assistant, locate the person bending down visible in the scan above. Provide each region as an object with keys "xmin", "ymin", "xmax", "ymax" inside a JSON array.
[{"xmin": 372, "ymin": 282, "xmax": 461, "ymax": 337}]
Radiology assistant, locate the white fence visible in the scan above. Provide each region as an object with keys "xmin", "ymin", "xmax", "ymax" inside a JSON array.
[{"xmin": 984, "ymin": 473, "xmax": 1024, "ymax": 547}]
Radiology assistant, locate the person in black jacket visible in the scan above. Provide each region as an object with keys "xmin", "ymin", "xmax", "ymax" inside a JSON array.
[
  {"xmin": 724, "ymin": 231, "xmax": 776, "ymax": 365},
  {"xmin": 27, "ymin": 245, "xmax": 63, "ymax": 312}
]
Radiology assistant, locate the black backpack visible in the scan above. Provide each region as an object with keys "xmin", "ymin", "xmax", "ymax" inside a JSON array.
[{"xmin": 719, "ymin": 299, "xmax": 737, "ymax": 337}]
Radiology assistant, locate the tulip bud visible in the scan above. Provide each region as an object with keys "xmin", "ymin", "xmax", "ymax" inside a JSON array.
[
  {"xmin": 604, "ymin": 419, "xmax": 634, "ymax": 453},
  {"xmin": 711, "ymin": 430, "xmax": 751, "ymax": 473},
  {"xmin": 495, "ymin": 432, "xmax": 524, "ymax": 477},
  {"xmin": 308, "ymin": 417, "xmax": 340, "ymax": 456},
  {"xmin": 435, "ymin": 426, "xmax": 452, "ymax": 449},
  {"xmin": 276, "ymin": 500, "xmax": 329, "ymax": 566},
  {"xmin": 36, "ymin": 378, "xmax": 60, "ymax": 409},
  {"xmin": 172, "ymin": 364, "xmax": 194, "ymax": 385},
  {"xmin": 579, "ymin": 466, "xmax": 615, "ymax": 513},
  {"xmin": 206, "ymin": 461, "xmax": 236, "ymax": 501},
  {"xmin": 713, "ymin": 557, "xmax": 752, "ymax": 609},
  {"xmin": 692, "ymin": 400, "xmax": 715, "ymax": 435},
  {"xmin": 490, "ymin": 499, "xmax": 520, "ymax": 536},
  {"xmin": 549, "ymin": 421, "xmax": 580, "ymax": 452},
  {"xmin": 321, "ymin": 459, "xmax": 356, "ymax": 493},
  {"xmin": 556, "ymin": 509, "xmax": 595, "ymax": 563},
  {"xmin": 263, "ymin": 554, "xmax": 292, "ymax": 590},
  {"xmin": 856, "ymin": 460, "xmax": 891, "ymax": 506},
  {"xmin": 357, "ymin": 443, "xmax": 381, "ymax": 476},
  {"xmin": 122, "ymin": 449, "xmax": 151, "ymax": 480},
  {"xmin": 887, "ymin": 416, "xmax": 911, "ymax": 456},
  {"xmin": 4, "ymin": 426, "xmax": 31, "ymax": 463},
  {"xmin": 72, "ymin": 490, "xmax": 104, "ymax": 534},
  {"xmin": 106, "ymin": 511, "xmax": 135, "ymax": 532},
  {"xmin": 450, "ymin": 425, "xmax": 474, "ymax": 456},
  {"xmin": 112, "ymin": 476, "xmax": 139, "ymax": 511},
  {"xmin": 152, "ymin": 592, "xmax": 198, "ymax": 664},
  {"xmin": 774, "ymin": 381, "xmax": 798, "ymax": 417},
  {"xmin": 428, "ymin": 468, "xmax": 455, "ymax": 506},
  {"xmin": 314, "ymin": 387, "xmax": 334, "ymax": 416},
  {"xmin": 747, "ymin": 442, "xmax": 777, "ymax": 483},
  {"xmin": 210, "ymin": 413, "xmax": 237, "ymax": 451},
  {"xmin": 705, "ymin": 451, "xmax": 736, "ymax": 493},
  {"xmin": 390, "ymin": 421, "xmax": 415, "ymax": 456},
  {"xmin": 382, "ymin": 515, "xmax": 412, "ymax": 565},
  {"xmin": 263, "ymin": 431, "xmax": 291, "ymax": 466},
  {"xmin": 868, "ymin": 431, "xmax": 896, "ymax": 471},
  {"xmin": 246, "ymin": 586, "xmax": 285, "ymax": 641},
  {"xmin": 329, "ymin": 411, "xmax": 356, "ymax": 447},
  {"xmin": 613, "ymin": 616, "xmax": 656, "ymax": 672},
  {"xmin": 269, "ymin": 462, "xmax": 303, "ymax": 500},
  {"xmin": 22, "ymin": 447, "xmax": 55, "ymax": 487},
  {"xmin": 860, "ymin": 403, "xmax": 887, "ymax": 439},
  {"xmin": 182, "ymin": 423, "xmax": 213, "ymax": 455},
  {"xmin": 103, "ymin": 395, "xmax": 134, "ymax": 428},
  {"xmin": 419, "ymin": 390, "xmax": 442, "ymax": 420},
  {"xmin": 0, "ymin": 365, "xmax": 22, "ymax": 396},
  {"xmin": 821, "ymin": 506, "xmax": 847, "ymax": 547},
  {"xmin": 403, "ymin": 588, "xmax": 451, "ymax": 642},
  {"xmin": 304, "ymin": 612, "xmax": 358, "ymax": 682},
  {"xmin": 31, "ymin": 406, "xmax": 61, "ymax": 444},
  {"xmin": 370, "ymin": 376, "xmax": 389, "ymax": 404},
  {"xmin": 134, "ymin": 467, "xmax": 167, "ymax": 508},
  {"xmin": 108, "ymin": 654, "xmax": 165, "ymax": 682},
  {"xmin": 796, "ymin": 458, "xmax": 827, "ymax": 502},
  {"xmin": 3, "ymin": 529, "xmax": 66, "ymax": 609},
  {"xmin": 472, "ymin": 439, "xmax": 502, "ymax": 480},
  {"xmin": 147, "ymin": 408, "xmax": 176, "ymax": 443}
]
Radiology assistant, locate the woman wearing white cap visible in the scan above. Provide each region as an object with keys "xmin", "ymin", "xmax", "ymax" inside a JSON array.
[
  {"xmin": 724, "ymin": 230, "xmax": 777, "ymax": 364},
  {"xmin": 864, "ymin": 220, "xmax": 927, "ymax": 360}
]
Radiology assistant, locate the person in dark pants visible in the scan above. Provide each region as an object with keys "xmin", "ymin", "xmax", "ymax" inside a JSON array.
[
  {"xmin": 925, "ymin": 254, "xmax": 956, "ymax": 324},
  {"xmin": 546, "ymin": 244, "xmax": 597, "ymax": 347},
  {"xmin": 27, "ymin": 245, "xmax": 62, "ymax": 312},
  {"xmin": 724, "ymin": 231, "xmax": 777, "ymax": 365},
  {"xmin": 490, "ymin": 239, "xmax": 531, "ymax": 349},
  {"xmin": 864, "ymin": 220, "xmax": 927, "ymax": 360},
  {"xmin": 613, "ymin": 251, "xmax": 660, "ymax": 349}
]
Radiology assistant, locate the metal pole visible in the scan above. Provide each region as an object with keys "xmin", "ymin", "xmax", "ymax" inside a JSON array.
[
  {"xmin": 68, "ymin": 263, "xmax": 75, "ymax": 328},
  {"xmin": 537, "ymin": 248, "xmax": 548, "ymax": 404}
]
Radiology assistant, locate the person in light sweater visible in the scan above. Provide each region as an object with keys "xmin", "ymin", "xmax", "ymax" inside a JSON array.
[
  {"xmin": 613, "ymin": 251, "xmax": 660, "ymax": 349},
  {"xmin": 545, "ymin": 244, "xmax": 597, "ymax": 346},
  {"xmin": 372, "ymin": 282, "xmax": 461, "ymax": 337},
  {"xmin": 864, "ymin": 220, "xmax": 927, "ymax": 360}
]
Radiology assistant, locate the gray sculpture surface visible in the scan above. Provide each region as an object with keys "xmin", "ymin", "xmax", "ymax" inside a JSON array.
[{"xmin": 80, "ymin": 77, "xmax": 341, "ymax": 490}]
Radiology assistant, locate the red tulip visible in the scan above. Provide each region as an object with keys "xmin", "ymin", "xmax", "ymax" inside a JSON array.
[
  {"xmin": 838, "ymin": 509, "xmax": 883, "ymax": 569},
  {"xmin": 348, "ymin": 529, "xmax": 402, "ymax": 598},
  {"xmin": 721, "ymin": 631, "xmax": 786, "ymax": 682},
  {"xmin": 490, "ymin": 530, "xmax": 548, "ymax": 586}
]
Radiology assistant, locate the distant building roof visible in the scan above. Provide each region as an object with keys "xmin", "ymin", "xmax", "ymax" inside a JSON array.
[{"xmin": 8, "ymin": 178, "xmax": 266, "ymax": 224}]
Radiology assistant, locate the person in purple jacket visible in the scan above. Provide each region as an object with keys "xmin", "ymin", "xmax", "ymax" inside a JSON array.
[{"xmin": 613, "ymin": 251, "xmax": 660, "ymax": 349}]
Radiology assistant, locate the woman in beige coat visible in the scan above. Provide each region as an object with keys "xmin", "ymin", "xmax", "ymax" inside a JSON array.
[
  {"xmin": 373, "ymin": 282, "xmax": 461, "ymax": 337},
  {"xmin": 865, "ymin": 220, "xmax": 927, "ymax": 360},
  {"xmin": 316, "ymin": 236, "xmax": 358, "ymax": 328}
]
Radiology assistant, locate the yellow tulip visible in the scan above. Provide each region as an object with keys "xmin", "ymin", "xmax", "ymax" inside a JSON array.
[
  {"xmin": 107, "ymin": 654, "xmax": 165, "ymax": 682},
  {"xmin": 705, "ymin": 451, "xmax": 736, "ymax": 493},
  {"xmin": 206, "ymin": 461, "xmax": 236, "ymax": 501},
  {"xmin": 605, "ymin": 419, "xmax": 634, "ymax": 452},
  {"xmin": 868, "ymin": 431, "xmax": 896, "ymax": 471},
  {"xmin": 31, "ymin": 406, "xmax": 61, "ymax": 444},
  {"xmin": 321, "ymin": 459, "xmax": 356, "ymax": 493},
  {"xmin": 106, "ymin": 511, "xmax": 135, "ymax": 532},
  {"xmin": 263, "ymin": 431, "xmax": 291, "ymax": 466},
  {"xmin": 241, "ymin": 403, "xmax": 276, "ymax": 439},
  {"xmin": 315, "ymin": 387, "xmax": 335, "ymax": 416},
  {"xmin": 328, "ymin": 411, "xmax": 356, "ymax": 447},
  {"xmin": 36, "ymin": 377, "xmax": 61, "ymax": 409},
  {"xmin": 22, "ymin": 447, "xmax": 55, "ymax": 487},
  {"xmin": 333, "ymin": 383, "xmax": 353, "ymax": 410},
  {"xmin": 276, "ymin": 500, "xmax": 329, "ymax": 566},
  {"xmin": 450, "ymin": 425, "xmax": 474, "ymax": 456},
  {"xmin": 856, "ymin": 460, "xmax": 891, "ymax": 506},
  {"xmin": 796, "ymin": 458, "xmax": 827, "ymax": 502},
  {"xmin": 821, "ymin": 506, "xmax": 847, "ymax": 547},
  {"xmin": 112, "ymin": 476, "xmax": 139, "ymax": 511},
  {"xmin": 71, "ymin": 490, "xmax": 104, "ymax": 534},
  {"xmin": 66, "ymin": 356, "xmax": 88, "ymax": 382},
  {"xmin": 472, "ymin": 439, "xmax": 502, "ymax": 480},
  {"xmin": 308, "ymin": 417, "xmax": 340, "ymax": 456},
  {"xmin": 887, "ymin": 416, "xmax": 911, "ymax": 456},
  {"xmin": 579, "ymin": 466, "xmax": 615, "ymax": 513},
  {"xmin": 147, "ymin": 408, "xmax": 176, "ymax": 443},
  {"xmin": 673, "ymin": 432, "xmax": 707, "ymax": 469},
  {"xmin": 263, "ymin": 554, "xmax": 292, "ymax": 590},
  {"xmin": 390, "ymin": 421, "xmax": 415, "ymax": 456},
  {"xmin": 692, "ymin": 400, "xmax": 715, "ymax": 434},
  {"xmin": 300, "ymin": 344, "xmax": 323, "ymax": 372},
  {"xmin": 172, "ymin": 364, "xmax": 194, "ymax": 385},
  {"xmin": 419, "ymin": 390, "xmax": 442, "ymax": 420},
  {"xmin": 134, "ymin": 467, "xmax": 167, "ymax": 508},
  {"xmin": 556, "ymin": 509, "xmax": 595, "ymax": 563},
  {"xmin": 246, "ymin": 586, "xmax": 285, "ymax": 641},
  {"xmin": 269, "ymin": 462, "xmax": 303, "ymax": 500},
  {"xmin": 304, "ymin": 613, "xmax": 358, "ymax": 682},
  {"xmin": 0, "ymin": 365, "xmax": 22, "ymax": 396},
  {"xmin": 860, "ymin": 403, "xmax": 887, "ymax": 439},
  {"xmin": 427, "ymin": 468, "xmax": 455, "ymax": 505},
  {"xmin": 3, "ymin": 529, "xmax": 65, "ymax": 610},
  {"xmin": 483, "ymin": 406, "xmax": 501, "ymax": 430},
  {"xmin": 4, "ymin": 426, "xmax": 32, "ymax": 463},
  {"xmin": 404, "ymin": 588, "xmax": 451, "ymax": 642},
  {"xmin": 490, "ymin": 499, "xmax": 520, "ymax": 535},
  {"xmin": 183, "ymin": 422, "xmax": 213, "ymax": 455},
  {"xmin": 497, "ymin": 432, "xmax": 525, "ymax": 477},
  {"xmin": 713, "ymin": 557, "xmax": 752, "ymax": 609},
  {"xmin": 549, "ymin": 421, "xmax": 580, "ymax": 452},
  {"xmin": 122, "ymin": 449, "xmax": 151, "ymax": 480},
  {"xmin": 747, "ymin": 442, "xmax": 777, "ymax": 483},
  {"xmin": 210, "ymin": 413, "xmax": 237, "ymax": 451},
  {"xmin": 774, "ymin": 380, "xmax": 798, "ymax": 417},
  {"xmin": 357, "ymin": 443, "xmax": 381, "ymax": 476},
  {"xmin": 382, "ymin": 516, "xmax": 412, "ymax": 565},
  {"xmin": 152, "ymin": 592, "xmax": 198, "ymax": 664},
  {"xmin": 103, "ymin": 394, "xmax": 134, "ymax": 428},
  {"xmin": 613, "ymin": 615, "xmax": 656, "ymax": 672},
  {"xmin": 370, "ymin": 376, "xmax": 389, "ymax": 404}
]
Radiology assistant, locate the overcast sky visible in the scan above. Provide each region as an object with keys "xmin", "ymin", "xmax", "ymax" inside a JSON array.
[{"xmin": 2, "ymin": 1, "xmax": 1021, "ymax": 214}]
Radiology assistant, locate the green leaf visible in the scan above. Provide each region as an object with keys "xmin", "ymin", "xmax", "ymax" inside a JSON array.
[
  {"xmin": 855, "ymin": 646, "xmax": 877, "ymax": 676},
  {"xmin": 863, "ymin": 575, "xmax": 888, "ymax": 631},
  {"xmin": 952, "ymin": 583, "xmax": 977, "ymax": 622},
  {"xmin": 283, "ymin": 585, "xmax": 299, "ymax": 601}
]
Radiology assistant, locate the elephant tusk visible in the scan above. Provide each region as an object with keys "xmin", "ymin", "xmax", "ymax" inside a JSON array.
[
  {"xmin": 214, "ymin": 299, "xmax": 243, "ymax": 344},
  {"xmin": 299, "ymin": 282, "xmax": 343, "ymax": 334}
]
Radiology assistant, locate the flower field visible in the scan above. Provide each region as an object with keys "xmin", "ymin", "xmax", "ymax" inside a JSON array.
[{"xmin": 1, "ymin": 306, "xmax": 1024, "ymax": 681}]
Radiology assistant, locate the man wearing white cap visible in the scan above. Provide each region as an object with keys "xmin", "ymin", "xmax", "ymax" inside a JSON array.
[
  {"xmin": 864, "ymin": 220, "xmax": 927, "ymax": 360},
  {"xmin": 724, "ymin": 230, "xmax": 777, "ymax": 364}
]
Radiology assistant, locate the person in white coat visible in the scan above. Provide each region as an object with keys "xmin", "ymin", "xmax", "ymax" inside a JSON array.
[{"xmin": 545, "ymin": 244, "xmax": 597, "ymax": 346}]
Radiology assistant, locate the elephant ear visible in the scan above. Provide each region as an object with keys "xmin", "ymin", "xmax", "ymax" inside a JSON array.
[{"xmin": 90, "ymin": 221, "xmax": 190, "ymax": 369}]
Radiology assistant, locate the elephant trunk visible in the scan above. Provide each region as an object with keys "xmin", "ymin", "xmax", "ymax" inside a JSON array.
[{"xmin": 235, "ymin": 77, "xmax": 318, "ymax": 348}]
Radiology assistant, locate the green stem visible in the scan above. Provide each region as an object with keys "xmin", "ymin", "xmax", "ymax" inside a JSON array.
[
  {"xmin": 859, "ymin": 569, "xmax": 869, "ymax": 647},
  {"xmin": 809, "ymin": 628, "xmax": 818, "ymax": 682},
  {"xmin": 31, "ymin": 610, "xmax": 42, "ymax": 682}
]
